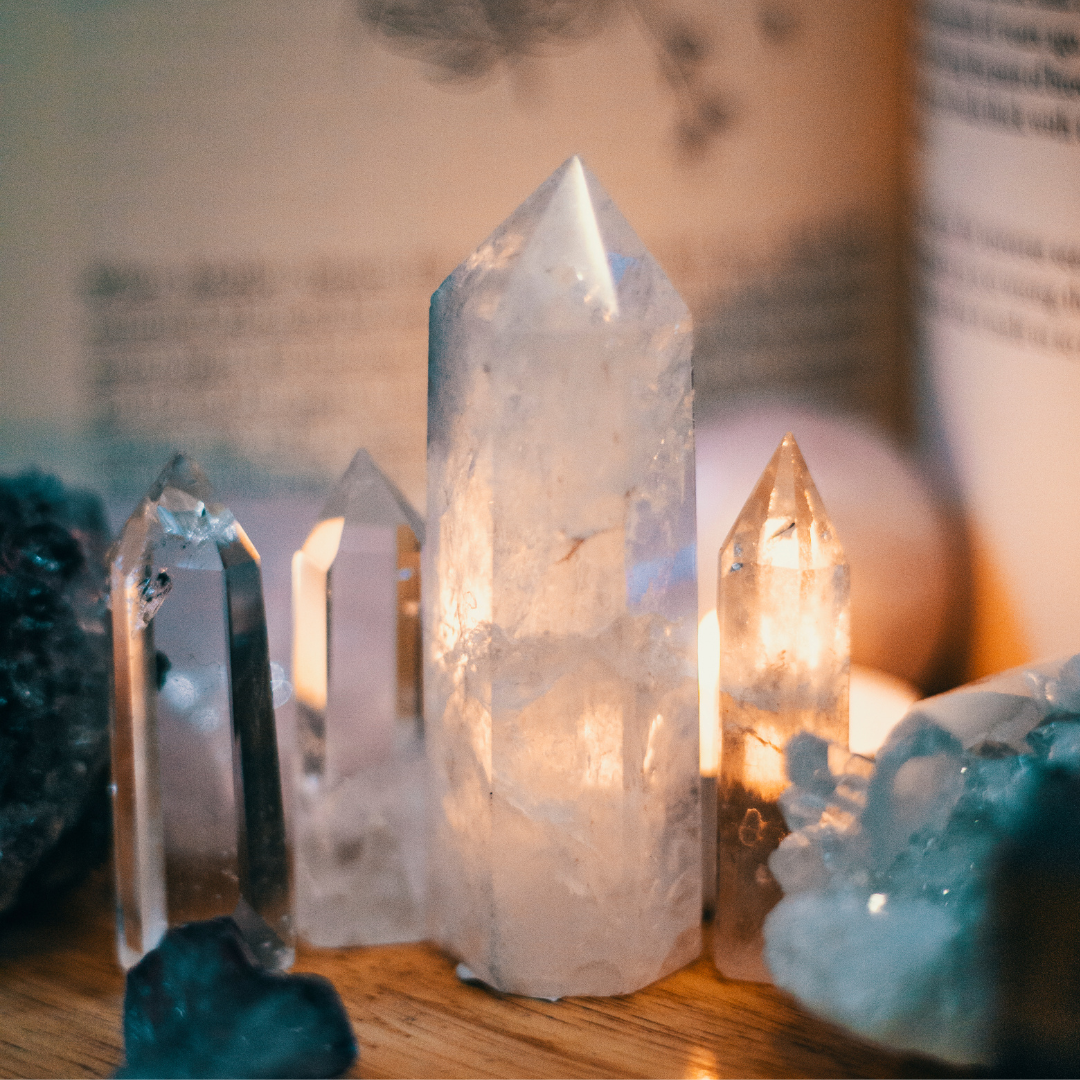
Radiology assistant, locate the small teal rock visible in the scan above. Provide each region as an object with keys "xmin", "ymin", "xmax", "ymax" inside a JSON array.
[{"xmin": 117, "ymin": 917, "xmax": 357, "ymax": 1079}]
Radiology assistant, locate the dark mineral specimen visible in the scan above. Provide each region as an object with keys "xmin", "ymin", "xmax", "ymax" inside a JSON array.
[
  {"xmin": 118, "ymin": 917, "xmax": 358, "ymax": 1079},
  {"xmin": 0, "ymin": 471, "xmax": 112, "ymax": 916},
  {"xmin": 992, "ymin": 765, "xmax": 1080, "ymax": 1079}
]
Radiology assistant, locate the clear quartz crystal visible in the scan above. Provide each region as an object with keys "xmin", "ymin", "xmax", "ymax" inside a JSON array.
[
  {"xmin": 291, "ymin": 448, "xmax": 426, "ymax": 946},
  {"xmin": 109, "ymin": 454, "xmax": 293, "ymax": 970},
  {"xmin": 425, "ymin": 156, "xmax": 700, "ymax": 998},
  {"xmin": 714, "ymin": 433, "xmax": 849, "ymax": 982}
]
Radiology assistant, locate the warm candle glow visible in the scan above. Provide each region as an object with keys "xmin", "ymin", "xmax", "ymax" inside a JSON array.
[
  {"xmin": 849, "ymin": 665, "xmax": 918, "ymax": 755},
  {"xmin": 291, "ymin": 515, "xmax": 344, "ymax": 711},
  {"xmin": 582, "ymin": 702, "xmax": 624, "ymax": 788},
  {"xmin": 699, "ymin": 597, "xmax": 917, "ymax": 769},
  {"xmin": 684, "ymin": 1046, "xmax": 720, "ymax": 1079}
]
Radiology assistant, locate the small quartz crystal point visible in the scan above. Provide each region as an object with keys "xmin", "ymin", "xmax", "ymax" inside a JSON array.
[
  {"xmin": 714, "ymin": 432, "xmax": 849, "ymax": 982},
  {"xmin": 291, "ymin": 448, "xmax": 426, "ymax": 947},
  {"xmin": 425, "ymin": 156, "xmax": 700, "ymax": 998},
  {"xmin": 109, "ymin": 453, "xmax": 293, "ymax": 971}
]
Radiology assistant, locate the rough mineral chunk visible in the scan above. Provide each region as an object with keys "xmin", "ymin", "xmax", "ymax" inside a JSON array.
[
  {"xmin": 992, "ymin": 764, "xmax": 1080, "ymax": 1079},
  {"xmin": 117, "ymin": 916, "xmax": 357, "ymax": 1079},
  {"xmin": 763, "ymin": 654, "xmax": 1080, "ymax": 1066},
  {"xmin": 0, "ymin": 472, "xmax": 111, "ymax": 917}
]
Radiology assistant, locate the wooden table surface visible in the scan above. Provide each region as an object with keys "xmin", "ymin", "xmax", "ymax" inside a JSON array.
[{"xmin": 0, "ymin": 868, "xmax": 960, "ymax": 1080}]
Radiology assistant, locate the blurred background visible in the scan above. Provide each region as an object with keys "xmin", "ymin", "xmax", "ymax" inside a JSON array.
[{"xmin": 3, "ymin": 0, "xmax": 1079, "ymax": 709}]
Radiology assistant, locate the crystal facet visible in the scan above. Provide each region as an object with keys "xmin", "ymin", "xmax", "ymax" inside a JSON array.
[
  {"xmin": 425, "ymin": 156, "xmax": 700, "ymax": 998},
  {"xmin": 291, "ymin": 448, "xmax": 426, "ymax": 946},
  {"xmin": 714, "ymin": 433, "xmax": 849, "ymax": 981},
  {"xmin": 109, "ymin": 454, "xmax": 293, "ymax": 970}
]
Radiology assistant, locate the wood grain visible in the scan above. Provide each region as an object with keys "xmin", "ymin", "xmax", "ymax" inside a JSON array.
[{"xmin": 0, "ymin": 869, "xmax": 959, "ymax": 1079}]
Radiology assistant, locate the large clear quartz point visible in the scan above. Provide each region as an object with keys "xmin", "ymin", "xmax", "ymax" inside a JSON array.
[
  {"xmin": 425, "ymin": 156, "xmax": 700, "ymax": 998},
  {"xmin": 291, "ymin": 448, "xmax": 426, "ymax": 946},
  {"xmin": 714, "ymin": 432, "xmax": 849, "ymax": 982},
  {"xmin": 109, "ymin": 454, "xmax": 293, "ymax": 970}
]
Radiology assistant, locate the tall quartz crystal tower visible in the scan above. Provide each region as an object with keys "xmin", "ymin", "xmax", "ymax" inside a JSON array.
[
  {"xmin": 291, "ymin": 449, "xmax": 427, "ymax": 946},
  {"xmin": 109, "ymin": 454, "xmax": 292, "ymax": 970},
  {"xmin": 425, "ymin": 156, "xmax": 700, "ymax": 998},
  {"xmin": 714, "ymin": 433, "xmax": 849, "ymax": 982}
]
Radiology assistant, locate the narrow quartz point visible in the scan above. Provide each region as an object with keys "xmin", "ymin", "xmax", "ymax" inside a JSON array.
[
  {"xmin": 109, "ymin": 454, "xmax": 293, "ymax": 971},
  {"xmin": 714, "ymin": 433, "xmax": 849, "ymax": 982},
  {"xmin": 291, "ymin": 448, "xmax": 426, "ymax": 946},
  {"xmin": 425, "ymin": 156, "xmax": 700, "ymax": 998}
]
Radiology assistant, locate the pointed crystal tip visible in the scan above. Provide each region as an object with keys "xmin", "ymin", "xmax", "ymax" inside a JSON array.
[
  {"xmin": 514, "ymin": 155, "xmax": 618, "ymax": 316},
  {"xmin": 321, "ymin": 449, "xmax": 425, "ymax": 543},
  {"xmin": 113, "ymin": 452, "xmax": 237, "ymax": 556},
  {"xmin": 148, "ymin": 452, "xmax": 214, "ymax": 503},
  {"xmin": 720, "ymin": 432, "xmax": 845, "ymax": 572},
  {"xmin": 437, "ymin": 152, "xmax": 681, "ymax": 334}
]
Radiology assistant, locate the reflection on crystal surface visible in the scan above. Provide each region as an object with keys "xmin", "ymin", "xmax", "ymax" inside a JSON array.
[
  {"xmin": 714, "ymin": 433, "xmax": 849, "ymax": 982},
  {"xmin": 291, "ymin": 449, "xmax": 426, "ymax": 946},
  {"xmin": 109, "ymin": 454, "xmax": 292, "ymax": 970},
  {"xmin": 764, "ymin": 654, "xmax": 1080, "ymax": 1066},
  {"xmin": 425, "ymin": 156, "xmax": 700, "ymax": 998}
]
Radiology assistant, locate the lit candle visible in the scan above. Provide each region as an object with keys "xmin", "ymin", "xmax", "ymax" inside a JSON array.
[{"xmin": 848, "ymin": 665, "xmax": 918, "ymax": 756}]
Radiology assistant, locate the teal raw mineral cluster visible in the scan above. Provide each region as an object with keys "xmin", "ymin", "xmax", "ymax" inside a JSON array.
[
  {"xmin": 763, "ymin": 653, "xmax": 1080, "ymax": 1066},
  {"xmin": 117, "ymin": 916, "xmax": 356, "ymax": 1079}
]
